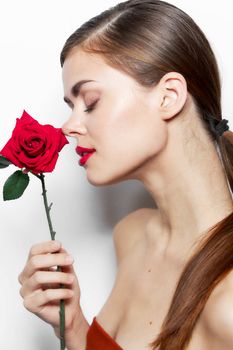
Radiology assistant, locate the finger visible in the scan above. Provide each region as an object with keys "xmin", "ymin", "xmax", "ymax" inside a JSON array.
[
  {"xmin": 19, "ymin": 270, "xmax": 74, "ymax": 298},
  {"xmin": 29, "ymin": 240, "xmax": 62, "ymax": 258},
  {"xmin": 18, "ymin": 241, "xmax": 62, "ymax": 284},
  {"xmin": 42, "ymin": 247, "xmax": 72, "ymax": 272},
  {"xmin": 20, "ymin": 253, "xmax": 74, "ymax": 284},
  {"xmin": 18, "ymin": 243, "xmax": 72, "ymax": 285},
  {"xmin": 23, "ymin": 288, "xmax": 74, "ymax": 313}
]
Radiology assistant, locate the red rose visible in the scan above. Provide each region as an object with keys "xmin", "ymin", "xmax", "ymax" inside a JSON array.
[{"xmin": 0, "ymin": 110, "xmax": 69, "ymax": 174}]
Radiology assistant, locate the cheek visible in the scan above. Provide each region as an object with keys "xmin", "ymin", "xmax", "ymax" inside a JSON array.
[
  {"xmin": 87, "ymin": 94, "xmax": 167, "ymax": 178},
  {"xmin": 97, "ymin": 112, "xmax": 167, "ymax": 167},
  {"xmin": 85, "ymin": 121, "xmax": 167, "ymax": 187}
]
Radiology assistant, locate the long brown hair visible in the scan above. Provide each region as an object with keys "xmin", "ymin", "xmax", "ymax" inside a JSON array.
[{"xmin": 60, "ymin": 1, "xmax": 233, "ymax": 348}]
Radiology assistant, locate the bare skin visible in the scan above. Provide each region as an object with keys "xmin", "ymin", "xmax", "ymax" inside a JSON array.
[
  {"xmin": 94, "ymin": 207, "xmax": 233, "ymax": 350},
  {"xmin": 19, "ymin": 47, "xmax": 233, "ymax": 349},
  {"xmin": 18, "ymin": 242, "xmax": 89, "ymax": 350}
]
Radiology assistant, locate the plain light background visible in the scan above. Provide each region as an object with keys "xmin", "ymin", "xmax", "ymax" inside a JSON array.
[{"xmin": 0, "ymin": 1, "xmax": 232, "ymax": 349}]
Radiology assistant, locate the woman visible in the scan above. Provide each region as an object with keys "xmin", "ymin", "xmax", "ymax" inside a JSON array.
[{"xmin": 18, "ymin": 0, "xmax": 233, "ymax": 349}]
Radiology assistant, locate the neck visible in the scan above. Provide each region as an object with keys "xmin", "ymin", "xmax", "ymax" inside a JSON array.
[{"xmin": 137, "ymin": 124, "xmax": 233, "ymax": 259}]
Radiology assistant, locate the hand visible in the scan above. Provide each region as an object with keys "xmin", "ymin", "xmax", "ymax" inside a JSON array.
[{"xmin": 18, "ymin": 240, "xmax": 82, "ymax": 338}]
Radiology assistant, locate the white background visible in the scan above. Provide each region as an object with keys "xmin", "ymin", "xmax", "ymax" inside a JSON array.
[{"xmin": 0, "ymin": 1, "xmax": 232, "ymax": 349}]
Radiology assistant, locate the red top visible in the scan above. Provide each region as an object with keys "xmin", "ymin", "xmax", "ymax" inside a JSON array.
[{"xmin": 86, "ymin": 317, "xmax": 124, "ymax": 350}]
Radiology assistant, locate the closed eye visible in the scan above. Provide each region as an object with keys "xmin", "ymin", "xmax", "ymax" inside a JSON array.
[{"xmin": 84, "ymin": 100, "xmax": 99, "ymax": 113}]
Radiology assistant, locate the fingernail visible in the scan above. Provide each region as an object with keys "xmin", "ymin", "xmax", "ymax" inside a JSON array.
[
  {"xmin": 53, "ymin": 240, "xmax": 61, "ymax": 248},
  {"xmin": 65, "ymin": 255, "xmax": 74, "ymax": 263}
]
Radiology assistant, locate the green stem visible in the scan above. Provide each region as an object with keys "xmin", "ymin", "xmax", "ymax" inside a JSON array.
[
  {"xmin": 38, "ymin": 173, "xmax": 66, "ymax": 350},
  {"xmin": 39, "ymin": 173, "xmax": 56, "ymax": 240}
]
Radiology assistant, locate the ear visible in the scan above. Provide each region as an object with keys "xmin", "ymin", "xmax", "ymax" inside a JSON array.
[{"xmin": 158, "ymin": 72, "xmax": 188, "ymax": 121}]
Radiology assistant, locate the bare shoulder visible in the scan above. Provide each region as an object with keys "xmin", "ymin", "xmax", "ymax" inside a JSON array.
[
  {"xmin": 113, "ymin": 207, "xmax": 157, "ymax": 265},
  {"xmin": 202, "ymin": 269, "xmax": 233, "ymax": 348}
]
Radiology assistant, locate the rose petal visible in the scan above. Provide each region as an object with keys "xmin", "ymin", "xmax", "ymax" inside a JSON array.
[{"xmin": 0, "ymin": 110, "xmax": 69, "ymax": 173}]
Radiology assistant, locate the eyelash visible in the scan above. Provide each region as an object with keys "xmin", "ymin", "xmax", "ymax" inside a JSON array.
[{"xmin": 84, "ymin": 100, "xmax": 98, "ymax": 113}]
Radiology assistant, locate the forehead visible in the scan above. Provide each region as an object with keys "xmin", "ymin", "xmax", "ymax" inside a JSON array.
[
  {"xmin": 62, "ymin": 48, "xmax": 104, "ymax": 74},
  {"xmin": 62, "ymin": 47, "xmax": 141, "ymax": 95},
  {"xmin": 62, "ymin": 48, "xmax": 113, "ymax": 86}
]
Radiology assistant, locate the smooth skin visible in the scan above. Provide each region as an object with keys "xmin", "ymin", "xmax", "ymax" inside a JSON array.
[
  {"xmin": 18, "ymin": 240, "xmax": 88, "ymax": 350},
  {"xmin": 19, "ymin": 47, "xmax": 233, "ymax": 350}
]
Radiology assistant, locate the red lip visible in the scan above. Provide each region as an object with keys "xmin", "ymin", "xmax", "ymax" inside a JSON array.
[
  {"xmin": 76, "ymin": 146, "xmax": 96, "ymax": 156},
  {"xmin": 76, "ymin": 146, "xmax": 96, "ymax": 166}
]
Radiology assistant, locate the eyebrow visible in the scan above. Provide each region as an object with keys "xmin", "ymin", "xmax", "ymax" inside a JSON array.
[{"xmin": 63, "ymin": 79, "xmax": 96, "ymax": 104}]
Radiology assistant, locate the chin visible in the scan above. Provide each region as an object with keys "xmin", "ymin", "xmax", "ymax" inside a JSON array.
[
  {"xmin": 85, "ymin": 168, "xmax": 132, "ymax": 187},
  {"xmin": 86, "ymin": 172, "xmax": 114, "ymax": 187}
]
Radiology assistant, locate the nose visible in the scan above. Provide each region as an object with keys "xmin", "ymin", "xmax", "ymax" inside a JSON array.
[{"xmin": 62, "ymin": 114, "xmax": 87, "ymax": 138}]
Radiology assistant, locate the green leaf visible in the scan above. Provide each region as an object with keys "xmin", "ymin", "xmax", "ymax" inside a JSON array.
[
  {"xmin": 0, "ymin": 155, "xmax": 11, "ymax": 169},
  {"xmin": 3, "ymin": 170, "xmax": 30, "ymax": 201}
]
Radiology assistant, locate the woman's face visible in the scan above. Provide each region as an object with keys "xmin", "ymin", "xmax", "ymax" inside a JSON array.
[{"xmin": 62, "ymin": 47, "xmax": 167, "ymax": 186}]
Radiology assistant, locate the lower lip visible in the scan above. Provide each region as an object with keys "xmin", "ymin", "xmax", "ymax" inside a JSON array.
[{"xmin": 79, "ymin": 151, "xmax": 96, "ymax": 166}]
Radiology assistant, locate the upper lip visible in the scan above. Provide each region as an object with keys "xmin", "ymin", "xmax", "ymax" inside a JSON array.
[{"xmin": 76, "ymin": 146, "xmax": 96, "ymax": 156}]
